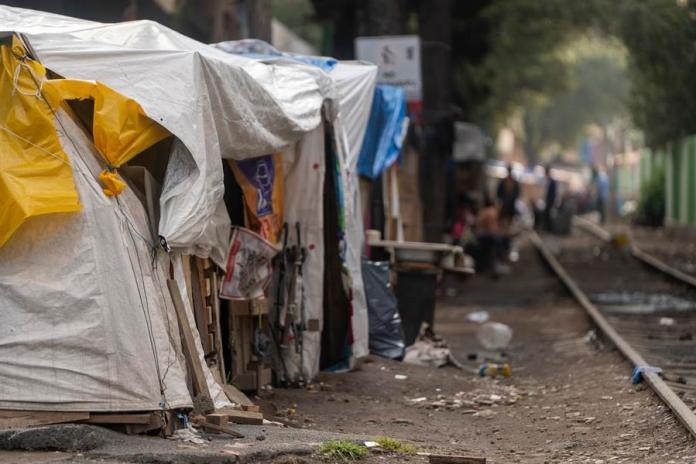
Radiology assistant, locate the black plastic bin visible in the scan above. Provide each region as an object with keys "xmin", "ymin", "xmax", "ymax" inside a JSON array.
[{"xmin": 394, "ymin": 269, "xmax": 438, "ymax": 346}]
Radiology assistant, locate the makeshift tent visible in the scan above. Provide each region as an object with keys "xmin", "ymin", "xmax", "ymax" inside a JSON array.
[
  {"xmin": 2, "ymin": 6, "xmax": 330, "ymax": 266},
  {"xmin": 215, "ymin": 40, "xmax": 377, "ymax": 379},
  {"xmin": 0, "ymin": 6, "xmax": 345, "ymax": 417}
]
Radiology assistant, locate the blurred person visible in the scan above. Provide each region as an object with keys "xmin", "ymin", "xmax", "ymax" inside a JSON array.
[
  {"xmin": 543, "ymin": 164, "xmax": 557, "ymax": 231},
  {"xmin": 475, "ymin": 195, "xmax": 508, "ymax": 275},
  {"xmin": 592, "ymin": 166, "xmax": 609, "ymax": 224},
  {"xmin": 451, "ymin": 195, "xmax": 477, "ymax": 247},
  {"xmin": 496, "ymin": 163, "xmax": 520, "ymax": 231}
]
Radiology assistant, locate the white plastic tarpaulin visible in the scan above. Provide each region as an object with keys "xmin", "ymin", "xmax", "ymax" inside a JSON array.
[
  {"xmin": 330, "ymin": 62, "xmax": 378, "ymax": 359},
  {"xmin": 0, "ymin": 110, "xmax": 196, "ymax": 411},
  {"xmin": 215, "ymin": 41, "xmax": 377, "ymax": 376},
  {"xmin": 0, "ymin": 6, "xmax": 329, "ymax": 263},
  {"xmin": 0, "ymin": 7, "xmax": 343, "ymax": 411}
]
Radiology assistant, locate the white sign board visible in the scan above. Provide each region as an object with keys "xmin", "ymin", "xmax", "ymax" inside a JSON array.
[{"xmin": 355, "ymin": 35, "xmax": 422, "ymax": 102}]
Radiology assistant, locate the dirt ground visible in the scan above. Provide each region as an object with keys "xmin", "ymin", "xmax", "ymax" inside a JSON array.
[
  {"xmin": 4, "ymin": 235, "xmax": 696, "ymax": 463},
  {"xmin": 264, "ymin": 237, "xmax": 696, "ymax": 463}
]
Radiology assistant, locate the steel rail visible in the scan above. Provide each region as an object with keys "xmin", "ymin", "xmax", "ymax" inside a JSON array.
[
  {"xmin": 574, "ymin": 216, "xmax": 696, "ymax": 289},
  {"xmin": 530, "ymin": 229, "xmax": 696, "ymax": 440}
]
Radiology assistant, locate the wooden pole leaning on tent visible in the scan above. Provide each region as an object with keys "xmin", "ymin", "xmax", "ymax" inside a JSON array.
[{"xmin": 167, "ymin": 279, "xmax": 213, "ymax": 409}]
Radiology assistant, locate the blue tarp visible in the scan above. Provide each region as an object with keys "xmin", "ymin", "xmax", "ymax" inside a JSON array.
[
  {"xmin": 214, "ymin": 39, "xmax": 337, "ymax": 72},
  {"xmin": 357, "ymin": 85, "xmax": 408, "ymax": 179}
]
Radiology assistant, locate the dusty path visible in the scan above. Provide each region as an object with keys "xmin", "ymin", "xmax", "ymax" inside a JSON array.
[
  {"xmin": 266, "ymin": 237, "xmax": 696, "ymax": 463},
  {"xmin": 4, "ymin": 236, "xmax": 695, "ymax": 463}
]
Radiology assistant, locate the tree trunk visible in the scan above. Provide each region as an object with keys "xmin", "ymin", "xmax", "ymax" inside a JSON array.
[
  {"xmin": 365, "ymin": 0, "xmax": 406, "ymax": 35},
  {"xmin": 246, "ymin": 0, "xmax": 272, "ymax": 42},
  {"xmin": 419, "ymin": 0, "xmax": 453, "ymax": 242}
]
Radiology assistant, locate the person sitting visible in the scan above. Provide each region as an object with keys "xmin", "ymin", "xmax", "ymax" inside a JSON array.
[
  {"xmin": 474, "ymin": 196, "xmax": 508, "ymax": 275},
  {"xmin": 451, "ymin": 197, "xmax": 477, "ymax": 248}
]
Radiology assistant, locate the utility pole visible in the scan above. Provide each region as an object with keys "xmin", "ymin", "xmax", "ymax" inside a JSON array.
[{"xmin": 419, "ymin": 0, "xmax": 453, "ymax": 242}]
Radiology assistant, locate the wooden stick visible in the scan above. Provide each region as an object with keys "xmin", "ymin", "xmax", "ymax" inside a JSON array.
[
  {"xmin": 192, "ymin": 418, "xmax": 244, "ymax": 438},
  {"xmin": 210, "ymin": 272, "xmax": 226, "ymax": 382},
  {"xmin": 426, "ymin": 454, "xmax": 486, "ymax": 464},
  {"xmin": 167, "ymin": 279, "xmax": 213, "ymax": 405},
  {"xmin": 0, "ymin": 410, "xmax": 89, "ymax": 430}
]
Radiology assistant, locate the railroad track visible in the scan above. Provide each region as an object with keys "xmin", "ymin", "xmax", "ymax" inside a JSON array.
[{"xmin": 531, "ymin": 221, "xmax": 696, "ymax": 440}]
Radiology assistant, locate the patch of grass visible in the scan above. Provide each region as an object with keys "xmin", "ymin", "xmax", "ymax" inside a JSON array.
[
  {"xmin": 374, "ymin": 436, "xmax": 417, "ymax": 454},
  {"xmin": 318, "ymin": 440, "xmax": 369, "ymax": 461}
]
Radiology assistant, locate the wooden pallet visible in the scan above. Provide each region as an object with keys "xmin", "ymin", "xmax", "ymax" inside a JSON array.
[
  {"xmin": 228, "ymin": 297, "xmax": 272, "ymax": 392},
  {"xmin": 0, "ymin": 410, "xmax": 178, "ymax": 435}
]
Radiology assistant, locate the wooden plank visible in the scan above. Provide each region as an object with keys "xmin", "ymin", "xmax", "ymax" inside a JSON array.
[
  {"xmin": 222, "ymin": 384, "xmax": 254, "ymax": 407},
  {"xmin": 230, "ymin": 300, "xmax": 251, "ymax": 316},
  {"xmin": 85, "ymin": 413, "xmax": 156, "ymax": 425},
  {"xmin": 427, "ymin": 454, "xmax": 486, "ymax": 464},
  {"xmin": 256, "ymin": 365, "xmax": 272, "ymax": 389},
  {"xmin": 219, "ymin": 409, "xmax": 263, "ymax": 425},
  {"xmin": 230, "ymin": 298, "xmax": 268, "ymax": 316},
  {"xmin": 367, "ymin": 238, "xmax": 459, "ymax": 252},
  {"xmin": 190, "ymin": 259, "xmax": 211, "ymax": 353},
  {"xmin": 231, "ymin": 315, "xmax": 246, "ymax": 377},
  {"xmin": 232, "ymin": 372, "xmax": 257, "ymax": 392},
  {"xmin": 0, "ymin": 411, "xmax": 89, "ymax": 430},
  {"xmin": 211, "ymin": 273, "xmax": 226, "ymax": 383},
  {"xmin": 250, "ymin": 297, "xmax": 268, "ymax": 315},
  {"xmin": 192, "ymin": 417, "xmax": 244, "ymax": 438},
  {"xmin": 205, "ymin": 413, "xmax": 227, "ymax": 426},
  {"xmin": 180, "ymin": 255, "xmax": 195, "ymax": 310},
  {"xmin": 167, "ymin": 279, "xmax": 213, "ymax": 405}
]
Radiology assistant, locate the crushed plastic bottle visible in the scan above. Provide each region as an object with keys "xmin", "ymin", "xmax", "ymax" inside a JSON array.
[
  {"xmin": 477, "ymin": 322, "xmax": 513, "ymax": 350},
  {"xmin": 478, "ymin": 362, "xmax": 512, "ymax": 378}
]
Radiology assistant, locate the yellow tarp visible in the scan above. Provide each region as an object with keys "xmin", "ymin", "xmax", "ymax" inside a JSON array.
[
  {"xmin": 43, "ymin": 79, "xmax": 170, "ymax": 169},
  {"xmin": 0, "ymin": 36, "xmax": 172, "ymax": 247},
  {"xmin": 0, "ymin": 39, "xmax": 81, "ymax": 247}
]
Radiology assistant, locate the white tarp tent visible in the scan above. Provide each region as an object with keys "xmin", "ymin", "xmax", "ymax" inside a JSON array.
[
  {"xmin": 214, "ymin": 42, "xmax": 377, "ymax": 378},
  {"xmin": 0, "ymin": 7, "xmax": 350, "ymax": 411},
  {"xmin": 0, "ymin": 108, "xmax": 195, "ymax": 411},
  {"xmin": 1, "ymin": 5, "xmax": 329, "ymax": 265}
]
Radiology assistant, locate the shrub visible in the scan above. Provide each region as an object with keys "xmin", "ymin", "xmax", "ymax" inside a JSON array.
[
  {"xmin": 318, "ymin": 440, "xmax": 369, "ymax": 461},
  {"xmin": 636, "ymin": 165, "xmax": 665, "ymax": 227}
]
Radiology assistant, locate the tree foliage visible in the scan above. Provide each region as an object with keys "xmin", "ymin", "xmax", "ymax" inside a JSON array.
[
  {"xmin": 309, "ymin": 0, "xmax": 696, "ymax": 152},
  {"xmin": 615, "ymin": 0, "xmax": 696, "ymax": 147},
  {"xmin": 454, "ymin": 0, "xmax": 696, "ymax": 152}
]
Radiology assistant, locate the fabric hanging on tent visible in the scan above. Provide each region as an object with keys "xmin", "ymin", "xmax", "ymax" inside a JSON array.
[
  {"xmin": 0, "ymin": 38, "xmax": 81, "ymax": 247},
  {"xmin": 229, "ymin": 154, "xmax": 284, "ymax": 244},
  {"xmin": 43, "ymin": 78, "xmax": 170, "ymax": 196},
  {"xmin": 220, "ymin": 227, "xmax": 279, "ymax": 300},
  {"xmin": 357, "ymin": 85, "xmax": 408, "ymax": 180}
]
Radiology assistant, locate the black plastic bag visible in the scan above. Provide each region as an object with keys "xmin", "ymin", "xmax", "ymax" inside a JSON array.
[{"xmin": 362, "ymin": 260, "xmax": 405, "ymax": 360}]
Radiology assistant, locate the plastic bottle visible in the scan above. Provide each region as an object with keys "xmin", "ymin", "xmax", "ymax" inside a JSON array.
[
  {"xmin": 477, "ymin": 322, "xmax": 513, "ymax": 350},
  {"xmin": 478, "ymin": 362, "xmax": 512, "ymax": 378}
]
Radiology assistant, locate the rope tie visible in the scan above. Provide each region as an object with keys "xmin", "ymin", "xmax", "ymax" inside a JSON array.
[{"xmin": 11, "ymin": 57, "xmax": 44, "ymax": 98}]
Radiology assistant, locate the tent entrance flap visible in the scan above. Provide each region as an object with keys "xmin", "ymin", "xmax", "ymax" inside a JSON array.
[{"xmin": 320, "ymin": 125, "xmax": 352, "ymax": 370}]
